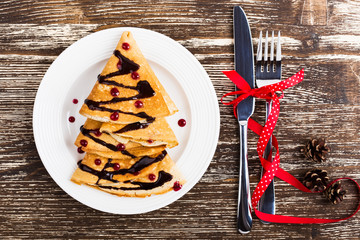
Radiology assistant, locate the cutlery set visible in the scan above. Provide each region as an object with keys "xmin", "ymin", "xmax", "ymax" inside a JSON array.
[{"xmin": 233, "ymin": 6, "xmax": 282, "ymax": 233}]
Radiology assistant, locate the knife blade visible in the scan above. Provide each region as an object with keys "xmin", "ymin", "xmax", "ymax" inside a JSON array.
[{"xmin": 233, "ymin": 6, "xmax": 255, "ymax": 234}]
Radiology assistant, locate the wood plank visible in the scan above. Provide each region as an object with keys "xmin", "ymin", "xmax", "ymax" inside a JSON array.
[
  {"xmin": 0, "ymin": 0, "xmax": 358, "ymax": 34},
  {"xmin": 300, "ymin": 0, "xmax": 328, "ymax": 25}
]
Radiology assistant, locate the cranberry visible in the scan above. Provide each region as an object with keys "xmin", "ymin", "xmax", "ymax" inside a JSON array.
[
  {"xmin": 116, "ymin": 143, "xmax": 125, "ymax": 151},
  {"xmin": 122, "ymin": 42, "xmax": 130, "ymax": 50},
  {"xmin": 94, "ymin": 159, "xmax": 101, "ymax": 165},
  {"xmin": 148, "ymin": 173, "xmax": 156, "ymax": 181},
  {"xmin": 113, "ymin": 163, "xmax": 120, "ymax": 171},
  {"xmin": 147, "ymin": 139, "xmax": 153, "ymax": 144},
  {"xmin": 131, "ymin": 72, "xmax": 140, "ymax": 80},
  {"xmin": 134, "ymin": 100, "xmax": 143, "ymax": 108},
  {"xmin": 173, "ymin": 181, "xmax": 182, "ymax": 191},
  {"xmin": 72, "ymin": 99, "xmax": 78, "ymax": 104},
  {"xmin": 117, "ymin": 59, "xmax": 122, "ymax": 69},
  {"xmin": 68, "ymin": 116, "xmax": 75, "ymax": 123},
  {"xmin": 178, "ymin": 119, "xmax": 186, "ymax": 127},
  {"xmin": 110, "ymin": 112, "xmax": 119, "ymax": 121},
  {"xmin": 133, "ymin": 171, "xmax": 140, "ymax": 176},
  {"xmin": 77, "ymin": 147, "xmax": 84, "ymax": 154},
  {"xmin": 80, "ymin": 139, "xmax": 88, "ymax": 147},
  {"xmin": 94, "ymin": 129, "xmax": 102, "ymax": 137},
  {"xmin": 110, "ymin": 88, "xmax": 119, "ymax": 97}
]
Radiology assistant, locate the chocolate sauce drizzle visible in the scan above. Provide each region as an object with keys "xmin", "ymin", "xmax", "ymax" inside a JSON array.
[
  {"xmin": 84, "ymin": 50, "xmax": 156, "ymax": 121},
  {"xmin": 114, "ymin": 118, "xmax": 155, "ymax": 134},
  {"xmin": 95, "ymin": 80, "xmax": 155, "ymax": 105},
  {"xmin": 85, "ymin": 80, "xmax": 155, "ymax": 121},
  {"xmin": 80, "ymin": 126, "xmax": 136, "ymax": 158},
  {"xmin": 84, "ymin": 100, "xmax": 153, "ymax": 121},
  {"xmin": 78, "ymin": 159, "xmax": 117, "ymax": 184},
  {"xmin": 77, "ymin": 151, "xmax": 169, "ymax": 189},
  {"xmin": 99, "ymin": 171, "xmax": 173, "ymax": 191},
  {"xmin": 98, "ymin": 50, "xmax": 139, "ymax": 82}
]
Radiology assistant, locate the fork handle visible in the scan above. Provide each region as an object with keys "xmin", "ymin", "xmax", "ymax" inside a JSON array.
[
  {"xmin": 258, "ymin": 100, "xmax": 275, "ymax": 223},
  {"xmin": 237, "ymin": 121, "xmax": 252, "ymax": 234}
]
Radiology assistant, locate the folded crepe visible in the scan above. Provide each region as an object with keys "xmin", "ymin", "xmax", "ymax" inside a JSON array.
[
  {"xmin": 75, "ymin": 119, "xmax": 165, "ymax": 159},
  {"xmin": 100, "ymin": 117, "xmax": 178, "ymax": 148},
  {"xmin": 79, "ymin": 31, "xmax": 178, "ymax": 124},
  {"xmin": 71, "ymin": 151, "xmax": 185, "ymax": 197}
]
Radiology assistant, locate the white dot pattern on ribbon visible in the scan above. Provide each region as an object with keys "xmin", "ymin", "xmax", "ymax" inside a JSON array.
[{"xmin": 251, "ymin": 70, "xmax": 304, "ymax": 208}]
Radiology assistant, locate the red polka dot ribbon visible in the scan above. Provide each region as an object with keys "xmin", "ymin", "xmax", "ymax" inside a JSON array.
[{"xmin": 221, "ymin": 69, "xmax": 360, "ymax": 223}]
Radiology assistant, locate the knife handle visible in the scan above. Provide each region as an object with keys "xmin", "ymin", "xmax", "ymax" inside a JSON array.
[
  {"xmin": 237, "ymin": 121, "xmax": 252, "ymax": 234},
  {"xmin": 258, "ymin": 100, "xmax": 275, "ymax": 223}
]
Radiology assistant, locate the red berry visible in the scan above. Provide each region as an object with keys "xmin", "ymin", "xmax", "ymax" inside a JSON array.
[
  {"xmin": 80, "ymin": 139, "xmax": 88, "ymax": 147},
  {"xmin": 178, "ymin": 119, "xmax": 186, "ymax": 127},
  {"xmin": 147, "ymin": 139, "xmax": 153, "ymax": 144},
  {"xmin": 134, "ymin": 100, "xmax": 143, "ymax": 108},
  {"xmin": 94, "ymin": 129, "xmax": 102, "ymax": 137},
  {"xmin": 113, "ymin": 163, "xmax": 120, "ymax": 171},
  {"xmin": 122, "ymin": 42, "xmax": 130, "ymax": 50},
  {"xmin": 148, "ymin": 173, "xmax": 156, "ymax": 181},
  {"xmin": 110, "ymin": 112, "xmax": 119, "ymax": 121},
  {"xmin": 117, "ymin": 59, "xmax": 122, "ymax": 69},
  {"xmin": 94, "ymin": 159, "xmax": 101, "ymax": 165},
  {"xmin": 116, "ymin": 143, "xmax": 125, "ymax": 151},
  {"xmin": 69, "ymin": 116, "xmax": 75, "ymax": 123},
  {"xmin": 110, "ymin": 88, "xmax": 119, "ymax": 97},
  {"xmin": 173, "ymin": 181, "xmax": 182, "ymax": 191},
  {"xmin": 77, "ymin": 147, "xmax": 84, "ymax": 154},
  {"xmin": 131, "ymin": 72, "xmax": 140, "ymax": 80},
  {"xmin": 133, "ymin": 171, "xmax": 140, "ymax": 176},
  {"xmin": 72, "ymin": 99, "xmax": 78, "ymax": 104}
]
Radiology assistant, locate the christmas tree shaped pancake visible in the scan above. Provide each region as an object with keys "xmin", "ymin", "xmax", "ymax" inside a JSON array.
[{"xmin": 80, "ymin": 31, "xmax": 178, "ymax": 124}]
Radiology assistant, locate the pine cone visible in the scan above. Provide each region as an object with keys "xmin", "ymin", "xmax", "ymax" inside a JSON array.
[
  {"xmin": 325, "ymin": 181, "xmax": 346, "ymax": 204},
  {"xmin": 303, "ymin": 169, "xmax": 329, "ymax": 192},
  {"xmin": 303, "ymin": 138, "xmax": 330, "ymax": 163}
]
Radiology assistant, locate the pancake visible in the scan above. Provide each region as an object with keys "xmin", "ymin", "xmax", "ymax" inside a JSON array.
[
  {"xmin": 100, "ymin": 117, "xmax": 178, "ymax": 148},
  {"xmin": 75, "ymin": 119, "xmax": 166, "ymax": 159},
  {"xmin": 79, "ymin": 31, "xmax": 178, "ymax": 124},
  {"xmin": 71, "ymin": 151, "xmax": 185, "ymax": 197}
]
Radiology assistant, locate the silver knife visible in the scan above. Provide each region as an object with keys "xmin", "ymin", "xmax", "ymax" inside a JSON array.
[{"xmin": 233, "ymin": 6, "xmax": 255, "ymax": 234}]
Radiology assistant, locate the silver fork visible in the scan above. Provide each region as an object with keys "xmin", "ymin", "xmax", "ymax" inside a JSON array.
[{"xmin": 255, "ymin": 30, "xmax": 281, "ymax": 223}]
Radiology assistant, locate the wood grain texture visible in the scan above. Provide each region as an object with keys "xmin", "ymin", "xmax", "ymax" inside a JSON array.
[
  {"xmin": 300, "ymin": 0, "xmax": 328, "ymax": 25},
  {"xmin": 0, "ymin": 0, "xmax": 360, "ymax": 239}
]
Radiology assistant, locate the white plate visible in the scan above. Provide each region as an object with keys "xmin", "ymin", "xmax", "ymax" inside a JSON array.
[{"xmin": 33, "ymin": 27, "xmax": 220, "ymax": 214}]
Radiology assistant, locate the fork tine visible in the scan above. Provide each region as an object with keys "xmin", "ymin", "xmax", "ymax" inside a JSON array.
[
  {"xmin": 276, "ymin": 31, "xmax": 281, "ymax": 61},
  {"xmin": 270, "ymin": 31, "xmax": 274, "ymax": 61},
  {"xmin": 264, "ymin": 31, "xmax": 268, "ymax": 62},
  {"xmin": 256, "ymin": 31, "xmax": 262, "ymax": 61}
]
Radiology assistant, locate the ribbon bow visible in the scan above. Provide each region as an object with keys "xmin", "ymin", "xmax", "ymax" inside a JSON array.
[
  {"xmin": 221, "ymin": 69, "xmax": 302, "ymax": 118},
  {"xmin": 221, "ymin": 69, "xmax": 360, "ymax": 224}
]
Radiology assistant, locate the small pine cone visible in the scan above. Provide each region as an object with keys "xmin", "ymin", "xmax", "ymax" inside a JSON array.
[
  {"xmin": 325, "ymin": 181, "xmax": 346, "ymax": 204},
  {"xmin": 303, "ymin": 169, "xmax": 329, "ymax": 192},
  {"xmin": 303, "ymin": 138, "xmax": 330, "ymax": 163}
]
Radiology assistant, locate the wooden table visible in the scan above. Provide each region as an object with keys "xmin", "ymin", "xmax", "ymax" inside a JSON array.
[{"xmin": 1, "ymin": 0, "xmax": 359, "ymax": 239}]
